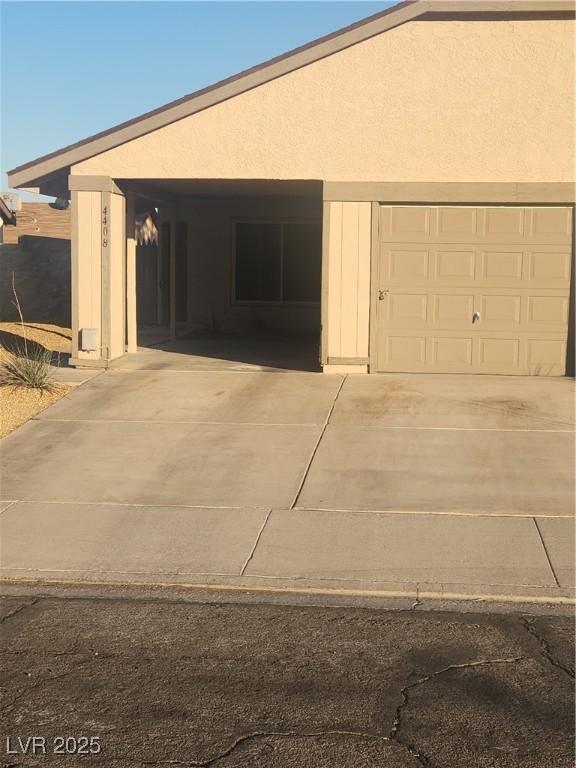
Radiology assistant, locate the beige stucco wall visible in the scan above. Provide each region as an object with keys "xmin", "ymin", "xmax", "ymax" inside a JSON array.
[
  {"xmin": 177, "ymin": 195, "xmax": 322, "ymax": 335},
  {"xmin": 73, "ymin": 19, "xmax": 574, "ymax": 182}
]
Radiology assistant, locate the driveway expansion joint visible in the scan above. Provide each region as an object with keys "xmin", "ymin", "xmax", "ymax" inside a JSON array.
[
  {"xmin": 0, "ymin": 500, "xmax": 19, "ymax": 516},
  {"xmin": 531, "ymin": 517, "xmax": 561, "ymax": 588},
  {"xmin": 289, "ymin": 375, "xmax": 346, "ymax": 509},
  {"xmin": 239, "ymin": 509, "xmax": 272, "ymax": 576}
]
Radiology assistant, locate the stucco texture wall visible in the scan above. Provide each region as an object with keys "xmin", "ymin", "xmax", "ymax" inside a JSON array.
[
  {"xmin": 0, "ymin": 237, "xmax": 71, "ymax": 326},
  {"xmin": 177, "ymin": 196, "xmax": 322, "ymax": 335},
  {"xmin": 74, "ymin": 19, "xmax": 575, "ymax": 183},
  {"xmin": 0, "ymin": 204, "xmax": 71, "ymax": 326}
]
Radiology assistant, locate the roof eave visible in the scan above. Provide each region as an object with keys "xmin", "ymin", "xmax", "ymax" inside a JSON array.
[{"xmin": 7, "ymin": 0, "xmax": 575, "ymax": 190}]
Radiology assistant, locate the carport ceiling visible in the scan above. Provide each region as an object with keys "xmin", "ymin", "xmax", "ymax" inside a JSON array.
[{"xmin": 125, "ymin": 179, "xmax": 323, "ymax": 200}]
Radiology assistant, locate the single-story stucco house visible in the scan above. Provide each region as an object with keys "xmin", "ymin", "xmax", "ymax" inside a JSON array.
[{"xmin": 7, "ymin": 0, "xmax": 575, "ymax": 375}]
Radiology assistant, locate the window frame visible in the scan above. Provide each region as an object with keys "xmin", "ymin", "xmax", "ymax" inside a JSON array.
[{"xmin": 230, "ymin": 217, "xmax": 322, "ymax": 307}]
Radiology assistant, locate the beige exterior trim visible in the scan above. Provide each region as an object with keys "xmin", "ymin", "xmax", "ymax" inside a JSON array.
[
  {"xmin": 125, "ymin": 191, "xmax": 137, "ymax": 353},
  {"xmin": 324, "ymin": 182, "xmax": 576, "ymax": 203},
  {"xmin": 69, "ymin": 357, "xmax": 109, "ymax": 369},
  {"xmin": 368, "ymin": 201, "xmax": 381, "ymax": 374},
  {"xmin": 327, "ymin": 356, "xmax": 370, "ymax": 365},
  {"xmin": 323, "ymin": 363, "xmax": 369, "ymax": 374},
  {"xmin": 112, "ymin": 192, "xmax": 126, "ymax": 361},
  {"xmin": 70, "ymin": 190, "xmax": 80, "ymax": 358},
  {"xmin": 425, "ymin": 1, "xmax": 574, "ymax": 12},
  {"xmin": 320, "ymin": 200, "xmax": 331, "ymax": 365},
  {"xmin": 101, "ymin": 191, "xmax": 112, "ymax": 362},
  {"xmin": 99, "ymin": 190, "xmax": 127, "ymax": 363},
  {"xmin": 68, "ymin": 175, "xmax": 123, "ymax": 194},
  {"xmin": 8, "ymin": 0, "xmax": 574, "ymax": 189},
  {"xmin": 324, "ymin": 201, "xmax": 372, "ymax": 361}
]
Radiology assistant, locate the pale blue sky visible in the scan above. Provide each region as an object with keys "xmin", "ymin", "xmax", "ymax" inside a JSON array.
[{"xmin": 1, "ymin": 1, "xmax": 393, "ymax": 198}]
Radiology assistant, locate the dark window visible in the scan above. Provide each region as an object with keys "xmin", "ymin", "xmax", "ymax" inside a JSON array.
[
  {"xmin": 234, "ymin": 221, "xmax": 321, "ymax": 303},
  {"xmin": 235, "ymin": 223, "xmax": 281, "ymax": 302}
]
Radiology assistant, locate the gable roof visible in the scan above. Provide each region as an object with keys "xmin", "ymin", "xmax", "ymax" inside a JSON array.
[{"xmin": 7, "ymin": 0, "xmax": 575, "ymax": 190}]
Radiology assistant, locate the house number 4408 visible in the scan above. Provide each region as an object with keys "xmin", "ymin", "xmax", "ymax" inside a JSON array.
[{"xmin": 102, "ymin": 204, "xmax": 109, "ymax": 247}]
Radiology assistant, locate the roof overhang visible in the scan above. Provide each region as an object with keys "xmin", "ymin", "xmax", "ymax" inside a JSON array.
[{"xmin": 7, "ymin": 0, "xmax": 575, "ymax": 192}]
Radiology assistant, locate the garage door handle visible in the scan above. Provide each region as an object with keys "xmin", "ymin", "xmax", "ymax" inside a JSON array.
[
  {"xmin": 378, "ymin": 289, "xmax": 389, "ymax": 300},
  {"xmin": 472, "ymin": 311, "xmax": 481, "ymax": 323}
]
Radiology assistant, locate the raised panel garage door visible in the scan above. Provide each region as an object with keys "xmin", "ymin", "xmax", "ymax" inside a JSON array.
[{"xmin": 373, "ymin": 205, "xmax": 573, "ymax": 375}]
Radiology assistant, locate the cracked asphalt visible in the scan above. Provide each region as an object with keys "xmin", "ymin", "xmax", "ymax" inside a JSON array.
[{"xmin": 0, "ymin": 595, "xmax": 574, "ymax": 768}]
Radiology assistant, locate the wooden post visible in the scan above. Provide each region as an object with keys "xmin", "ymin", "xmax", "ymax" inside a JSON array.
[
  {"xmin": 125, "ymin": 191, "xmax": 138, "ymax": 352},
  {"xmin": 169, "ymin": 207, "xmax": 177, "ymax": 338}
]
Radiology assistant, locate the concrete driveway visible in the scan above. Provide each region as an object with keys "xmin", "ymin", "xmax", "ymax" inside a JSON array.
[{"xmin": 1, "ymin": 346, "xmax": 574, "ymax": 600}]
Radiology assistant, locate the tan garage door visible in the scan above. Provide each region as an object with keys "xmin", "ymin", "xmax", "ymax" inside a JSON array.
[{"xmin": 372, "ymin": 205, "xmax": 573, "ymax": 375}]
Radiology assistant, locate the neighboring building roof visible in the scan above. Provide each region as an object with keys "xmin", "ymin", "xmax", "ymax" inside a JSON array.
[
  {"xmin": 0, "ymin": 197, "xmax": 17, "ymax": 225},
  {"xmin": 7, "ymin": 0, "xmax": 575, "ymax": 190}
]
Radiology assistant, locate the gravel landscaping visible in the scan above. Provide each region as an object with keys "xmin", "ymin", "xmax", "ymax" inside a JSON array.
[{"xmin": 0, "ymin": 323, "xmax": 71, "ymax": 438}]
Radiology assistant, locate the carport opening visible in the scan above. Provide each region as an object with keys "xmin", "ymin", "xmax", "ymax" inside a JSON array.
[{"xmin": 131, "ymin": 179, "xmax": 323, "ymax": 372}]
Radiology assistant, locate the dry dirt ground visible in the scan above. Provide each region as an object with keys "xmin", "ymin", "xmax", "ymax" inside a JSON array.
[{"xmin": 0, "ymin": 323, "xmax": 71, "ymax": 438}]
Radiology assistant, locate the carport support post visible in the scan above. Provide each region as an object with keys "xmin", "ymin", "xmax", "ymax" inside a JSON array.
[
  {"xmin": 101, "ymin": 188, "xmax": 127, "ymax": 362},
  {"xmin": 169, "ymin": 207, "xmax": 177, "ymax": 338},
  {"xmin": 125, "ymin": 191, "xmax": 138, "ymax": 353},
  {"xmin": 69, "ymin": 185, "xmax": 105, "ymax": 366},
  {"xmin": 68, "ymin": 176, "xmax": 127, "ymax": 367}
]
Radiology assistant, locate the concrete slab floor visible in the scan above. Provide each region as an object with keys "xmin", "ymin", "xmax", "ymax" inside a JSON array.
[
  {"xmin": 39, "ymin": 370, "xmax": 342, "ymax": 425},
  {"xmin": 244, "ymin": 510, "xmax": 556, "ymax": 587},
  {"xmin": 536, "ymin": 517, "xmax": 576, "ymax": 589},
  {"xmin": 0, "ymin": 419, "xmax": 320, "ymax": 508},
  {"xmin": 332, "ymin": 373, "xmax": 574, "ymax": 431},
  {"xmin": 113, "ymin": 335, "xmax": 321, "ymax": 373},
  {"xmin": 297, "ymin": 425, "xmax": 574, "ymax": 516},
  {"xmin": 0, "ymin": 502, "xmax": 269, "ymax": 578}
]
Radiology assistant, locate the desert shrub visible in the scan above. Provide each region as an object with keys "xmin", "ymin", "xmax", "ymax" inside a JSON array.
[{"xmin": 0, "ymin": 341, "xmax": 56, "ymax": 391}]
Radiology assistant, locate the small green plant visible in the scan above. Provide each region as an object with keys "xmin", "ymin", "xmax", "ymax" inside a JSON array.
[
  {"xmin": 0, "ymin": 341, "xmax": 56, "ymax": 390},
  {"xmin": 0, "ymin": 273, "xmax": 57, "ymax": 391}
]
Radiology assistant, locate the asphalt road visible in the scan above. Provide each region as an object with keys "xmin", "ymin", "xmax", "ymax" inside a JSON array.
[{"xmin": 1, "ymin": 592, "xmax": 574, "ymax": 768}]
